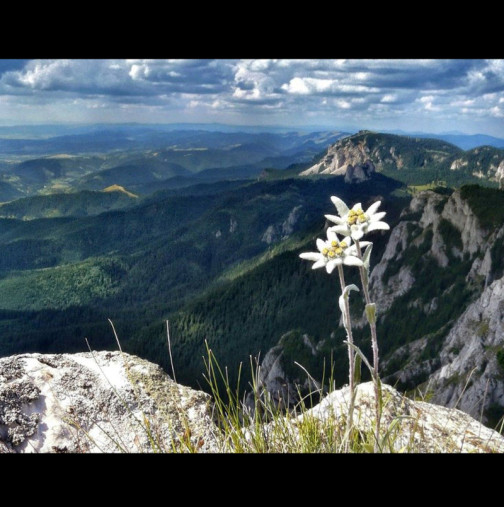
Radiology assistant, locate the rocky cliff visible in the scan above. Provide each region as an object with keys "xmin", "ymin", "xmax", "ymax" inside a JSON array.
[
  {"xmin": 372, "ymin": 187, "xmax": 504, "ymax": 425},
  {"xmin": 1, "ymin": 351, "xmax": 503, "ymax": 453},
  {"xmin": 255, "ymin": 186, "xmax": 504, "ymax": 427},
  {"xmin": 300, "ymin": 131, "xmax": 504, "ymax": 187}
]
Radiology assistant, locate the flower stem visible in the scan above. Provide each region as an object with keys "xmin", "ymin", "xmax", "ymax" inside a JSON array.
[
  {"xmin": 355, "ymin": 240, "xmax": 381, "ymax": 451},
  {"xmin": 337, "ymin": 264, "xmax": 354, "ymax": 394},
  {"xmin": 337, "ymin": 264, "xmax": 356, "ymax": 448},
  {"xmin": 355, "ymin": 241, "xmax": 379, "ymax": 379}
]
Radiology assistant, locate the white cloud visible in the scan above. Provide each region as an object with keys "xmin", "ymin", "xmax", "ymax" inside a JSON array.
[
  {"xmin": 281, "ymin": 77, "xmax": 380, "ymax": 95},
  {"xmin": 0, "ymin": 59, "xmax": 503, "ymax": 135},
  {"xmin": 381, "ymin": 94, "xmax": 398, "ymax": 103},
  {"xmin": 490, "ymin": 106, "xmax": 504, "ymax": 118}
]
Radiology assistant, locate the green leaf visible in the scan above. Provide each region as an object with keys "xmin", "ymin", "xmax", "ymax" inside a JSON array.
[
  {"xmin": 365, "ymin": 303, "xmax": 376, "ymax": 325},
  {"xmin": 362, "ymin": 243, "xmax": 373, "ymax": 271},
  {"xmin": 344, "ymin": 340, "xmax": 375, "ymax": 381},
  {"xmin": 353, "ymin": 353, "xmax": 362, "ymax": 386}
]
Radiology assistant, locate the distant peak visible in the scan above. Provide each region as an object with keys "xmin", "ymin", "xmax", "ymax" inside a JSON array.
[{"xmin": 102, "ymin": 184, "xmax": 138, "ymax": 198}]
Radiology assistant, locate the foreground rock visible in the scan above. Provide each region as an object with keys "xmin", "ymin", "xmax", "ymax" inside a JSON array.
[
  {"xmin": 2, "ymin": 352, "xmax": 503, "ymax": 453},
  {"xmin": 0, "ymin": 351, "xmax": 219, "ymax": 453},
  {"xmin": 275, "ymin": 382, "xmax": 504, "ymax": 453}
]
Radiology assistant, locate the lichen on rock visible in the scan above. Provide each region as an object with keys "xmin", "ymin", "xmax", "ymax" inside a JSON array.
[{"xmin": 0, "ymin": 351, "xmax": 219, "ymax": 453}]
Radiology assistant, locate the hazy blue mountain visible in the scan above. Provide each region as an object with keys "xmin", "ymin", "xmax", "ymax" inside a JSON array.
[
  {"xmin": 386, "ymin": 129, "xmax": 504, "ymax": 150},
  {"xmin": 0, "ymin": 125, "xmax": 348, "ymax": 157}
]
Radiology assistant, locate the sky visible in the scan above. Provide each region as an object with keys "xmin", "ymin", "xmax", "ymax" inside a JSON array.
[{"xmin": 0, "ymin": 59, "xmax": 503, "ymax": 137}]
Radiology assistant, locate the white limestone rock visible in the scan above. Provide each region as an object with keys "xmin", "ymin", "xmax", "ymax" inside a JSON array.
[
  {"xmin": 0, "ymin": 351, "xmax": 219, "ymax": 453},
  {"xmin": 286, "ymin": 383, "xmax": 504, "ymax": 453}
]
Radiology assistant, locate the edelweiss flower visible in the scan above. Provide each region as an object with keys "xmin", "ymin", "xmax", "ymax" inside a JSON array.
[
  {"xmin": 299, "ymin": 229, "xmax": 364, "ymax": 274},
  {"xmin": 326, "ymin": 197, "xmax": 390, "ymax": 241}
]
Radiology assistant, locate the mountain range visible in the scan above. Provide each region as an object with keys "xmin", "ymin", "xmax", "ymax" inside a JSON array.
[
  {"xmin": 300, "ymin": 130, "xmax": 504, "ymax": 187},
  {"xmin": 0, "ymin": 125, "xmax": 503, "ymax": 430}
]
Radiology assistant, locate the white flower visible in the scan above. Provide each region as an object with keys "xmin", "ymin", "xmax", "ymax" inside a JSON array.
[
  {"xmin": 326, "ymin": 197, "xmax": 390, "ymax": 241},
  {"xmin": 299, "ymin": 229, "xmax": 364, "ymax": 274}
]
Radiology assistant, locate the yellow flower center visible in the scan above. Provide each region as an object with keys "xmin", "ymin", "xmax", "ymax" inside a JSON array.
[
  {"xmin": 348, "ymin": 207, "xmax": 367, "ymax": 225},
  {"xmin": 322, "ymin": 248, "xmax": 329, "ymax": 255},
  {"xmin": 327, "ymin": 250, "xmax": 336, "ymax": 258},
  {"xmin": 335, "ymin": 247, "xmax": 343, "ymax": 255},
  {"xmin": 340, "ymin": 241, "xmax": 347, "ymax": 248}
]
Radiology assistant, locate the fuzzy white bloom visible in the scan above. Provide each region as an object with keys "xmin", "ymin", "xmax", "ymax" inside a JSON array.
[
  {"xmin": 299, "ymin": 229, "xmax": 364, "ymax": 274},
  {"xmin": 326, "ymin": 197, "xmax": 390, "ymax": 241}
]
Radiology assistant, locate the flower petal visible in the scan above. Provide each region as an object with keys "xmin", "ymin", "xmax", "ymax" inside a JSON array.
[
  {"xmin": 367, "ymin": 221, "xmax": 390, "ymax": 232},
  {"xmin": 343, "ymin": 255, "xmax": 364, "ymax": 266},
  {"xmin": 343, "ymin": 236, "xmax": 353, "ymax": 247},
  {"xmin": 316, "ymin": 238, "xmax": 326, "ymax": 251},
  {"xmin": 358, "ymin": 241, "xmax": 372, "ymax": 248},
  {"xmin": 325, "ymin": 214, "xmax": 344, "ymax": 224},
  {"xmin": 329, "ymin": 225, "xmax": 351, "ymax": 236},
  {"xmin": 299, "ymin": 252, "xmax": 322, "ymax": 261},
  {"xmin": 351, "ymin": 228, "xmax": 364, "ymax": 240},
  {"xmin": 312, "ymin": 259, "xmax": 326, "ymax": 269},
  {"xmin": 369, "ymin": 211, "xmax": 386, "ymax": 222},
  {"xmin": 346, "ymin": 245, "xmax": 359, "ymax": 255},
  {"xmin": 330, "ymin": 196, "xmax": 349, "ymax": 217},
  {"xmin": 352, "ymin": 202, "xmax": 362, "ymax": 212},
  {"xmin": 326, "ymin": 259, "xmax": 340, "ymax": 273},
  {"xmin": 366, "ymin": 201, "xmax": 381, "ymax": 216},
  {"xmin": 326, "ymin": 229, "xmax": 337, "ymax": 243}
]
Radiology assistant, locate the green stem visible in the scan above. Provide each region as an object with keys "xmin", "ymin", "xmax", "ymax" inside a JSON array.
[
  {"xmin": 355, "ymin": 239, "xmax": 381, "ymax": 452},
  {"xmin": 337, "ymin": 264, "xmax": 354, "ymax": 394},
  {"xmin": 337, "ymin": 264, "xmax": 356, "ymax": 450}
]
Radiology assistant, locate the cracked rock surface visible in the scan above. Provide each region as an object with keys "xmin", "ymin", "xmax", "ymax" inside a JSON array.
[{"xmin": 0, "ymin": 351, "xmax": 219, "ymax": 453}]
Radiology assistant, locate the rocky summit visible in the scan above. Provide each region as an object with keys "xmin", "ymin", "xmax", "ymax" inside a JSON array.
[
  {"xmin": 0, "ymin": 351, "xmax": 218, "ymax": 453},
  {"xmin": 300, "ymin": 131, "xmax": 504, "ymax": 187},
  {"xmin": 1, "ymin": 351, "xmax": 504, "ymax": 453}
]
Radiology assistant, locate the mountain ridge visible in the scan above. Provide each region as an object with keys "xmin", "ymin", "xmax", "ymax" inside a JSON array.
[{"xmin": 300, "ymin": 130, "xmax": 504, "ymax": 187}]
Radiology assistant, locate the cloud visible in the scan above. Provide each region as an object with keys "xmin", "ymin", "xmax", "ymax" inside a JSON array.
[
  {"xmin": 0, "ymin": 59, "xmax": 235, "ymax": 97},
  {"xmin": 0, "ymin": 59, "xmax": 502, "ymax": 136}
]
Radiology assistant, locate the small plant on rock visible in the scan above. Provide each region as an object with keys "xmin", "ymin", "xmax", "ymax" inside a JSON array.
[{"xmin": 299, "ymin": 196, "xmax": 390, "ymax": 451}]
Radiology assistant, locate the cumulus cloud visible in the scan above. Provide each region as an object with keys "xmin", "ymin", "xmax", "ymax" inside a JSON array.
[{"xmin": 0, "ymin": 59, "xmax": 503, "ymax": 135}]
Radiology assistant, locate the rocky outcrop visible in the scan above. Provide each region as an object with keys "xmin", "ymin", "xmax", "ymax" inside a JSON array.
[
  {"xmin": 372, "ymin": 188, "xmax": 504, "ymax": 423},
  {"xmin": 497, "ymin": 160, "xmax": 504, "ymax": 189},
  {"xmin": 428, "ymin": 276, "xmax": 504, "ymax": 420},
  {"xmin": 281, "ymin": 205, "xmax": 303, "ymax": 237},
  {"xmin": 244, "ymin": 331, "xmax": 321, "ymax": 412},
  {"xmin": 344, "ymin": 161, "xmax": 375, "ymax": 183},
  {"xmin": 300, "ymin": 131, "xmax": 504, "ymax": 187},
  {"xmin": 300, "ymin": 132, "xmax": 378, "ymax": 178},
  {"xmin": 286, "ymin": 383, "xmax": 504, "ymax": 453},
  {"xmin": 0, "ymin": 351, "xmax": 218, "ymax": 453},
  {"xmin": 369, "ymin": 221, "xmax": 415, "ymax": 314},
  {"xmin": 450, "ymin": 159, "xmax": 468, "ymax": 170},
  {"xmin": 451, "ymin": 147, "xmax": 504, "ymax": 184},
  {"xmin": 261, "ymin": 205, "xmax": 303, "ymax": 244},
  {"xmin": 383, "ymin": 275, "xmax": 504, "ymax": 424},
  {"xmin": 1, "ymin": 351, "xmax": 503, "ymax": 453}
]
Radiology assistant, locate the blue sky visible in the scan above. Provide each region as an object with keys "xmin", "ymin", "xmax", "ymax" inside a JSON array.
[{"xmin": 0, "ymin": 59, "xmax": 503, "ymax": 136}]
